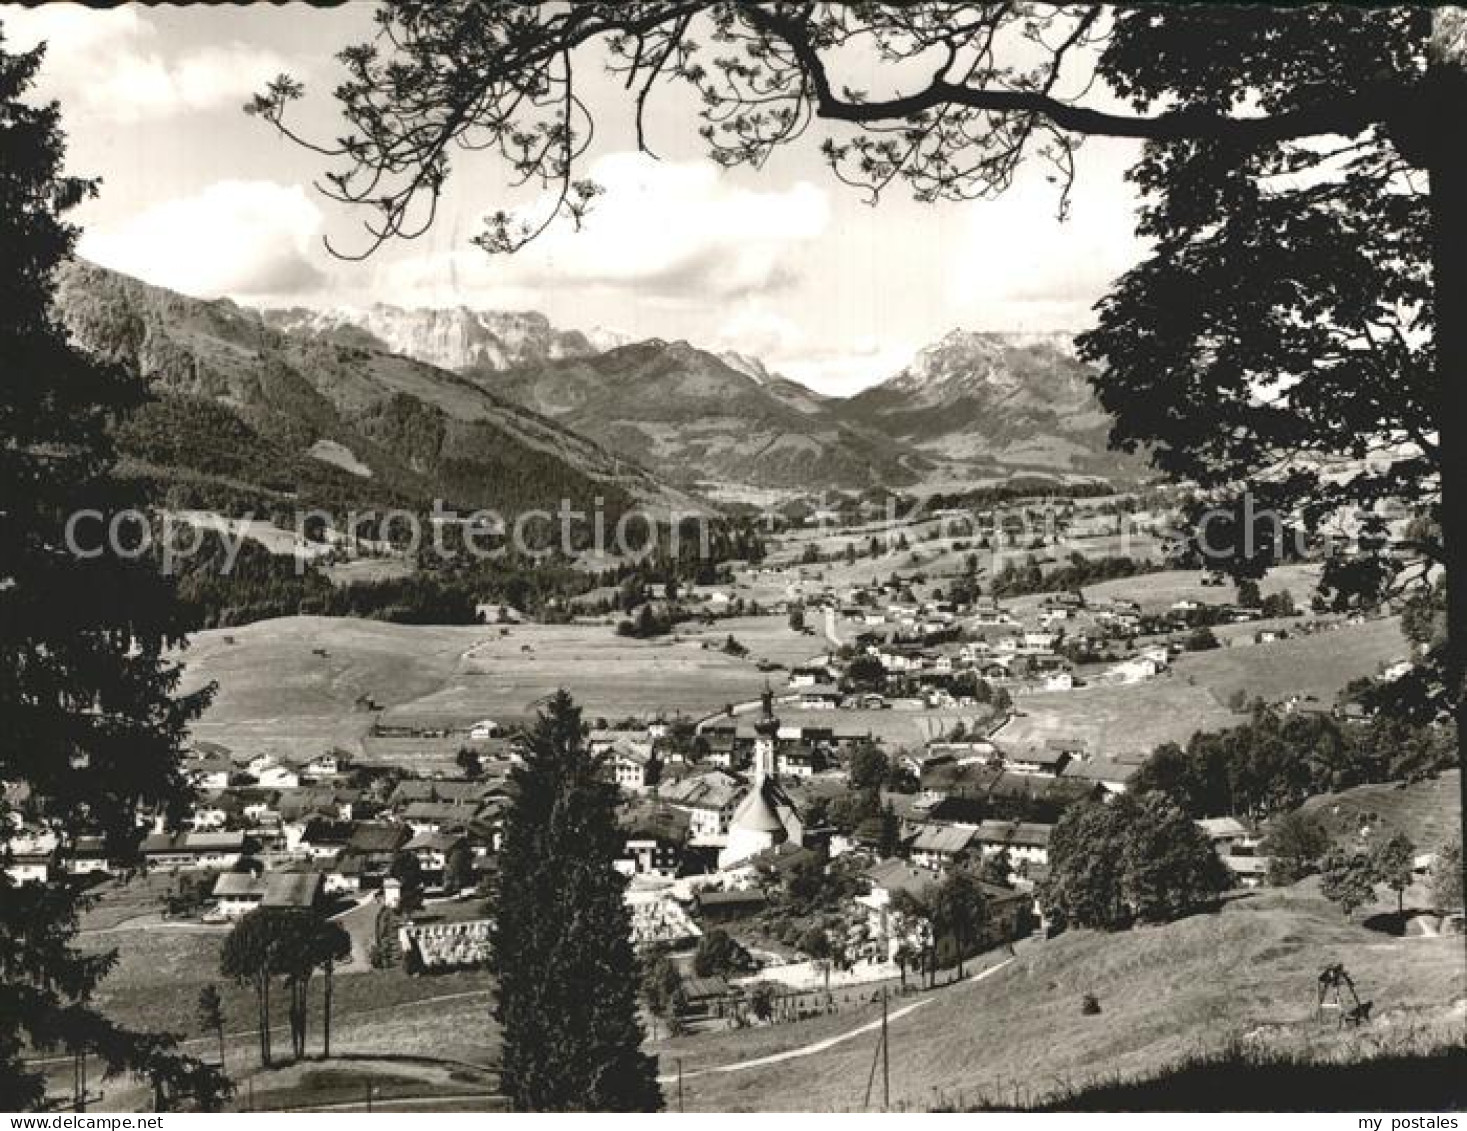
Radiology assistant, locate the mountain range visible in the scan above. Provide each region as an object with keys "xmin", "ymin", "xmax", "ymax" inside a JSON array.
[
  {"xmin": 255, "ymin": 297, "xmax": 1138, "ymax": 490},
  {"xmin": 53, "ymin": 260, "xmax": 1140, "ymax": 514},
  {"xmin": 53, "ymin": 262, "xmax": 690, "ymax": 521}
]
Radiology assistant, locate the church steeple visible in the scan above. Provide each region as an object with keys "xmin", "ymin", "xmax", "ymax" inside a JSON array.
[{"xmin": 752, "ymin": 684, "xmax": 779, "ymax": 779}]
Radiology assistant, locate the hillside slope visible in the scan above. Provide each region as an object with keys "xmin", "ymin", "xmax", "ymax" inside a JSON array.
[
  {"xmin": 55, "ymin": 261, "xmax": 681, "ymax": 517},
  {"xmin": 657, "ymin": 885, "xmax": 1465, "ymax": 1111}
]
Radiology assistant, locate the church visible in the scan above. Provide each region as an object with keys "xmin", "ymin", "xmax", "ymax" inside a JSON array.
[{"xmin": 718, "ymin": 690, "xmax": 804, "ymax": 870}]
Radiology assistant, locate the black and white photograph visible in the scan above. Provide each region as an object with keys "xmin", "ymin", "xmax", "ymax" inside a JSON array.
[{"xmin": 0, "ymin": 0, "xmax": 1464, "ymax": 1117}]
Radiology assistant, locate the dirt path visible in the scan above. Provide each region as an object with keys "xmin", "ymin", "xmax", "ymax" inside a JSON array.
[{"xmin": 660, "ymin": 959, "xmax": 1012, "ymax": 1082}]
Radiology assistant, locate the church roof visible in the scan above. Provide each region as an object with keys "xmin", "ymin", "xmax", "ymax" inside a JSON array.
[{"xmin": 731, "ymin": 780, "xmax": 788, "ymax": 835}]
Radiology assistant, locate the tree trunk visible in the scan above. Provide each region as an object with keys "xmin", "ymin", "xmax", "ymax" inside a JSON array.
[
  {"xmin": 259, "ymin": 976, "xmax": 272, "ymax": 1067},
  {"xmin": 322, "ymin": 962, "xmax": 334, "ymax": 1059},
  {"xmin": 1426, "ymin": 6, "xmax": 1467, "ymax": 921},
  {"xmin": 217, "ymin": 1023, "xmax": 226, "ymax": 1075}
]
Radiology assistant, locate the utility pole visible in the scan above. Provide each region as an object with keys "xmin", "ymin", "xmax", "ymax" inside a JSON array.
[
  {"xmin": 880, "ymin": 986, "xmax": 890, "ymax": 1112},
  {"xmin": 677, "ymin": 1057, "xmax": 685, "ymax": 1112}
]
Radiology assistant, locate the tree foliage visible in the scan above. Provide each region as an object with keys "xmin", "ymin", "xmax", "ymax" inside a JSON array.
[
  {"xmin": 1042, "ymin": 794, "xmax": 1227, "ymax": 930},
  {"xmin": 1133, "ymin": 709, "xmax": 1455, "ymax": 820},
  {"xmin": 0, "ymin": 29, "xmax": 227, "ymax": 1112}
]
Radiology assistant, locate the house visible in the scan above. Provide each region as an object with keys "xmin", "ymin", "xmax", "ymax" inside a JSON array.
[
  {"xmin": 301, "ymin": 751, "xmax": 349, "ymax": 780},
  {"xmin": 609, "ymin": 739, "xmax": 660, "ymax": 793},
  {"xmin": 404, "ymin": 830, "xmax": 467, "ymax": 886},
  {"xmin": 900, "ymin": 749, "xmax": 956, "ymax": 779},
  {"xmin": 249, "ymin": 757, "xmax": 301, "ymax": 791},
  {"xmin": 619, "ymin": 836, "xmax": 684, "ymax": 878},
  {"xmin": 211, "ymin": 869, "xmax": 325, "ymax": 920},
  {"xmin": 184, "ymin": 745, "xmax": 238, "ymax": 791},
  {"xmin": 64, "ymin": 835, "xmax": 116, "ymax": 877},
  {"xmin": 1110, "ymin": 656, "xmax": 1163, "ymax": 683},
  {"xmin": 694, "ymin": 888, "xmax": 768, "ymax": 922},
  {"xmin": 973, "ymin": 820, "xmax": 1053, "ymax": 871},
  {"xmin": 1196, "ymin": 816, "xmax": 1259, "ymax": 855},
  {"xmin": 701, "ymin": 734, "xmax": 741, "ymax": 770},
  {"xmin": 909, "ymin": 823, "xmax": 977, "ymax": 871},
  {"xmin": 1062, "ymin": 755, "xmax": 1138, "ymax": 795},
  {"xmin": 5, "ymin": 828, "xmax": 59, "ymax": 884},
  {"xmin": 298, "ymin": 818, "xmax": 355, "ymax": 860},
  {"xmin": 775, "ymin": 743, "xmax": 824, "ymax": 779},
  {"xmin": 854, "ymin": 859, "xmax": 938, "ymax": 960},
  {"xmin": 140, "ymin": 831, "xmax": 248, "ymax": 870},
  {"xmin": 389, "ymin": 779, "xmax": 496, "ymax": 811},
  {"xmin": 346, "ymin": 821, "xmax": 411, "ymax": 857},
  {"xmin": 1003, "ymin": 743, "xmax": 1072, "ymax": 777},
  {"xmin": 662, "ymin": 769, "xmax": 746, "ymax": 840},
  {"xmin": 398, "ymin": 800, "xmax": 480, "ymax": 836},
  {"xmin": 1223, "ymin": 854, "xmax": 1271, "ymax": 889},
  {"xmin": 467, "ymin": 719, "xmax": 504, "ymax": 741},
  {"xmin": 263, "ymin": 869, "xmax": 326, "ymax": 911},
  {"xmin": 212, "ymin": 871, "xmax": 267, "ymax": 919},
  {"xmin": 788, "ymin": 665, "xmax": 834, "ymax": 688},
  {"xmin": 797, "ymin": 684, "xmax": 843, "ymax": 710}
]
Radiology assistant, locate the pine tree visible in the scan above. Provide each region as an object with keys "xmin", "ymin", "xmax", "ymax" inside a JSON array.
[
  {"xmin": 0, "ymin": 29, "xmax": 225, "ymax": 1111},
  {"xmin": 491, "ymin": 691, "xmax": 662, "ymax": 1111}
]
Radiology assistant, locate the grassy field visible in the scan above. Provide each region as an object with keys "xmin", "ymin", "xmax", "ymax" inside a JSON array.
[
  {"xmin": 1174, "ymin": 616, "xmax": 1408, "ymax": 707},
  {"xmin": 660, "ymin": 885, "xmax": 1466, "ymax": 1111},
  {"xmin": 77, "ymin": 922, "xmax": 495, "ymax": 1062},
  {"xmin": 1002, "ymin": 564, "xmax": 1323, "ymax": 618},
  {"xmin": 176, "ymin": 614, "xmax": 810, "ymax": 761},
  {"xmin": 997, "ymin": 676, "xmax": 1243, "ymax": 756},
  {"xmin": 769, "ymin": 706, "xmax": 1002, "ymax": 748},
  {"xmin": 1299, "ymin": 770, "xmax": 1462, "ymax": 852}
]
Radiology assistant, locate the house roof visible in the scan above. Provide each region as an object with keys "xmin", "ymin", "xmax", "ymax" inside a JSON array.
[
  {"xmin": 910, "ymin": 824, "xmax": 976, "ymax": 856},
  {"xmin": 301, "ymin": 818, "xmax": 355, "ymax": 845},
  {"xmin": 261, "ymin": 871, "xmax": 323, "ymax": 908},
  {"xmin": 696, "ymin": 888, "xmax": 767, "ymax": 909},
  {"xmin": 405, "ymin": 830, "xmax": 466, "ymax": 854},
  {"xmin": 213, "ymin": 872, "xmax": 263, "ymax": 897},
  {"xmin": 679, "ymin": 975, "xmax": 734, "ymax": 1001},
  {"xmin": 143, "ymin": 831, "xmax": 246, "ymax": 854},
  {"xmin": 389, "ymin": 780, "xmax": 495, "ymax": 807},
  {"xmin": 975, "ymin": 820, "xmax": 1053, "ymax": 849},
  {"xmin": 346, "ymin": 822, "xmax": 410, "ymax": 854},
  {"xmin": 400, "ymin": 800, "xmax": 479, "ymax": 822},
  {"xmin": 662, "ymin": 771, "xmax": 745, "ymax": 811},
  {"xmin": 864, "ymin": 858, "xmax": 938, "ymax": 900},
  {"xmin": 1012, "ymin": 746, "xmax": 1070, "ymax": 765},
  {"xmin": 1198, "ymin": 817, "xmax": 1250, "ymax": 839}
]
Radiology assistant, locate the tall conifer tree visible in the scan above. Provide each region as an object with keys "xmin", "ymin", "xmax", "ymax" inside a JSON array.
[
  {"xmin": 0, "ymin": 28, "xmax": 224, "ymax": 1109},
  {"xmin": 491, "ymin": 691, "xmax": 662, "ymax": 1112}
]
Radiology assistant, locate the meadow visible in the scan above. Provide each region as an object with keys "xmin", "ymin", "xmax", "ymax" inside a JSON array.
[{"xmin": 657, "ymin": 885, "xmax": 1465, "ymax": 1112}]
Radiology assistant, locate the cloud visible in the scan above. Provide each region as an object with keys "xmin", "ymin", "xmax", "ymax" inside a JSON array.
[
  {"xmin": 778, "ymin": 342, "xmax": 920, "ymax": 397},
  {"xmin": 947, "ymin": 141, "xmax": 1147, "ymax": 329},
  {"xmin": 378, "ymin": 153, "xmax": 830, "ymax": 306},
  {"xmin": 78, "ymin": 181, "xmax": 326, "ymax": 298},
  {"xmin": 2, "ymin": 3, "xmax": 294, "ymax": 122}
]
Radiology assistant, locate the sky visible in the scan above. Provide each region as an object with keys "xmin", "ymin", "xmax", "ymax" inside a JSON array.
[{"xmin": 1, "ymin": 2, "xmax": 1149, "ymax": 395}]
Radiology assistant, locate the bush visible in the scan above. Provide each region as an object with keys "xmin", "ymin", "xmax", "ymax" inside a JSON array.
[{"xmin": 1081, "ymin": 993, "xmax": 1102, "ymax": 1015}]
